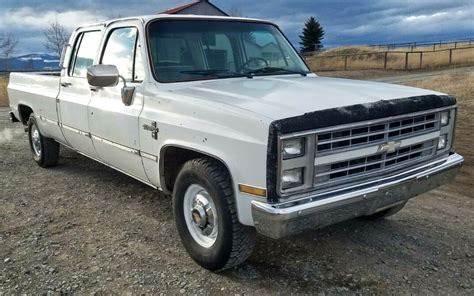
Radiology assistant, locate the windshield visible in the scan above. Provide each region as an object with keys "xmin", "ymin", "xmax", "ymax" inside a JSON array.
[{"xmin": 147, "ymin": 19, "xmax": 310, "ymax": 83}]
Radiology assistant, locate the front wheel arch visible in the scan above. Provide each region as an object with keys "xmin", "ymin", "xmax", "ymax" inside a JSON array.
[{"xmin": 159, "ymin": 145, "xmax": 234, "ymax": 195}]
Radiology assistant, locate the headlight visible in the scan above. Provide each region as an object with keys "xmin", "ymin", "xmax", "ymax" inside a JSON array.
[
  {"xmin": 437, "ymin": 134, "xmax": 447, "ymax": 150},
  {"xmin": 440, "ymin": 111, "xmax": 449, "ymax": 126},
  {"xmin": 281, "ymin": 168, "xmax": 304, "ymax": 189},
  {"xmin": 282, "ymin": 138, "xmax": 305, "ymax": 159}
]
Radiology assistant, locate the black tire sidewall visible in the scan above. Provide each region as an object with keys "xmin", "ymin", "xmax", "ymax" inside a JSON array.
[
  {"xmin": 28, "ymin": 115, "xmax": 44, "ymax": 165},
  {"xmin": 173, "ymin": 163, "xmax": 234, "ymax": 271}
]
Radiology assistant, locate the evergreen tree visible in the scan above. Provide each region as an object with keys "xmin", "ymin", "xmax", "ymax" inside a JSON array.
[{"xmin": 299, "ymin": 17, "xmax": 325, "ymax": 53}]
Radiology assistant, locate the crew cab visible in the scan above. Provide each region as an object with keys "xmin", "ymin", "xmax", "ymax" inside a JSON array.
[{"xmin": 8, "ymin": 15, "xmax": 463, "ymax": 271}]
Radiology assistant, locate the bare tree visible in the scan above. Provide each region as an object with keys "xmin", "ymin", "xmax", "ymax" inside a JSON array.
[
  {"xmin": 0, "ymin": 33, "xmax": 19, "ymax": 70},
  {"xmin": 43, "ymin": 21, "xmax": 69, "ymax": 58}
]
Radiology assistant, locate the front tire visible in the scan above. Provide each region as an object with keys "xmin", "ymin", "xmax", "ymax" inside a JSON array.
[
  {"xmin": 28, "ymin": 114, "xmax": 59, "ymax": 168},
  {"xmin": 173, "ymin": 158, "xmax": 255, "ymax": 271}
]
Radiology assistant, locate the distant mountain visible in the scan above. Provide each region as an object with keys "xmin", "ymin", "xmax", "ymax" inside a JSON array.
[{"xmin": 0, "ymin": 54, "xmax": 60, "ymax": 71}]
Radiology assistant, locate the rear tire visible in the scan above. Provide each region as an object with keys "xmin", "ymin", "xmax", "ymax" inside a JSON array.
[
  {"xmin": 28, "ymin": 114, "xmax": 59, "ymax": 168},
  {"xmin": 364, "ymin": 203, "xmax": 406, "ymax": 220},
  {"xmin": 173, "ymin": 158, "xmax": 255, "ymax": 271}
]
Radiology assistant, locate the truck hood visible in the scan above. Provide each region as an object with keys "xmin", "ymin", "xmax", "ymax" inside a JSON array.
[{"xmin": 170, "ymin": 75, "xmax": 445, "ymax": 120}]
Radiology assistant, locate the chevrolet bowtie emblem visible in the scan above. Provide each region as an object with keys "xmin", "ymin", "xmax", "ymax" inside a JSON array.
[
  {"xmin": 378, "ymin": 141, "xmax": 401, "ymax": 153},
  {"xmin": 143, "ymin": 121, "xmax": 159, "ymax": 140}
]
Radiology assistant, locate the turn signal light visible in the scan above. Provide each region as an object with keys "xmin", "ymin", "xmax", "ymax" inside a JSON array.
[{"xmin": 239, "ymin": 184, "xmax": 267, "ymax": 197}]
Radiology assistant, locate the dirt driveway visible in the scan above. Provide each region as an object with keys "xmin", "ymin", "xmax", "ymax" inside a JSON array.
[{"xmin": 1, "ymin": 81, "xmax": 473, "ymax": 294}]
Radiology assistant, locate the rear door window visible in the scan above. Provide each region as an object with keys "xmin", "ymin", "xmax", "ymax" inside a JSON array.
[{"xmin": 69, "ymin": 31, "xmax": 102, "ymax": 77}]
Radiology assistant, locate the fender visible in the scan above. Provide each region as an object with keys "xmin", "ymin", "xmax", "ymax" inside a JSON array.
[{"xmin": 159, "ymin": 141, "xmax": 235, "ymax": 195}]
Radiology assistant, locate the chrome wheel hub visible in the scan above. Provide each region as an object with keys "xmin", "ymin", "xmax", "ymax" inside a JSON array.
[
  {"xmin": 31, "ymin": 125, "xmax": 41, "ymax": 157},
  {"xmin": 183, "ymin": 184, "xmax": 218, "ymax": 248},
  {"xmin": 191, "ymin": 204, "xmax": 208, "ymax": 229}
]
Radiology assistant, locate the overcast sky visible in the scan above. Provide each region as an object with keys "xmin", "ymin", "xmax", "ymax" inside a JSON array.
[{"xmin": 0, "ymin": 0, "xmax": 472, "ymax": 55}]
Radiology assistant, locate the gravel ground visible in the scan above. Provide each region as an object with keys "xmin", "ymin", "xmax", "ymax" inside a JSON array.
[{"xmin": 1, "ymin": 100, "xmax": 473, "ymax": 294}]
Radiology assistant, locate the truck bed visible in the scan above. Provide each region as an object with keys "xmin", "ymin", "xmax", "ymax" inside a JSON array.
[
  {"xmin": 8, "ymin": 71, "xmax": 62, "ymax": 139},
  {"xmin": 8, "ymin": 72, "xmax": 60, "ymax": 118}
]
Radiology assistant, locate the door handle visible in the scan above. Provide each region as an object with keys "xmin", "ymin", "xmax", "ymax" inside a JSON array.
[{"xmin": 61, "ymin": 82, "xmax": 72, "ymax": 87}]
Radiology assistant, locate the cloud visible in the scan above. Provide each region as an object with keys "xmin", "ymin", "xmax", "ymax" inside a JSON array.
[
  {"xmin": 0, "ymin": 7, "xmax": 107, "ymax": 31},
  {"xmin": 0, "ymin": 0, "xmax": 472, "ymax": 54},
  {"xmin": 219, "ymin": 0, "xmax": 473, "ymax": 47},
  {"xmin": 405, "ymin": 12, "xmax": 448, "ymax": 22},
  {"xmin": 337, "ymin": 5, "xmax": 473, "ymax": 44},
  {"xmin": 0, "ymin": 6, "xmax": 108, "ymax": 53}
]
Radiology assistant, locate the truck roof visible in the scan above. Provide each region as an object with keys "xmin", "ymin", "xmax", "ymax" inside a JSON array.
[{"xmin": 76, "ymin": 14, "xmax": 274, "ymax": 31}]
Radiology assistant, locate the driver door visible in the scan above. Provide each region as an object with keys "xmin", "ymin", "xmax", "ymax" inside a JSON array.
[{"xmin": 87, "ymin": 23, "xmax": 149, "ymax": 182}]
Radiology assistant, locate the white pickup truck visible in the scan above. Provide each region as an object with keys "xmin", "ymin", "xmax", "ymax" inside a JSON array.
[{"xmin": 8, "ymin": 15, "xmax": 464, "ymax": 271}]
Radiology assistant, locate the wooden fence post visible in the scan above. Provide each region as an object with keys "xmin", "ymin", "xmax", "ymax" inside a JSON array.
[
  {"xmin": 419, "ymin": 52, "xmax": 423, "ymax": 69},
  {"xmin": 384, "ymin": 52, "xmax": 388, "ymax": 69},
  {"xmin": 405, "ymin": 52, "xmax": 409, "ymax": 70},
  {"xmin": 455, "ymin": 42, "xmax": 457, "ymax": 49},
  {"xmin": 433, "ymin": 44, "xmax": 436, "ymax": 51},
  {"xmin": 344, "ymin": 56, "xmax": 348, "ymax": 70},
  {"xmin": 449, "ymin": 49, "xmax": 453, "ymax": 66}
]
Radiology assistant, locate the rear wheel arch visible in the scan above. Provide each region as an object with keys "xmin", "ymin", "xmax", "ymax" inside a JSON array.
[
  {"xmin": 18, "ymin": 104, "xmax": 34, "ymax": 125},
  {"xmin": 27, "ymin": 114, "xmax": 60, "ymax": 167},
  {"xmin": 159, "ymin": 145, "xmax": 234, "ymax": 195}
]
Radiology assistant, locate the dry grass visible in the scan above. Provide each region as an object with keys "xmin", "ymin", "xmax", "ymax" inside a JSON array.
[
  {"xmin": 0, "ymin": 76, "xmax": 8, "ymax": 107},
  {"xmin": 319, "ymin": 46, "xmax": 376, "ymax": 56},
  {"xmin": 307, "ymin": 44, "xmax": 474, "ymax": 71}
]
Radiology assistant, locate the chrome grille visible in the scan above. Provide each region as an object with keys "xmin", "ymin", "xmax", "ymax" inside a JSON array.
[
  {"xmin": 314, "ymin": 140, "xmax": 436, "ymax": 187},
  {"xmin": 278, "ymin": 107, "xmax": 456, "ymax": 198},
  {"xmin": 316, "ymin": 112, "xmax": 438, "ymax": 153}
]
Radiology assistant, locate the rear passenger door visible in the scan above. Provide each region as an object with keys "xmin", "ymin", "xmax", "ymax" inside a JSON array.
[
  {"xmin": 58, "ymin": 28, "xmax": 102, "ymax": 158},
  {"xmin": 88, "ymin": 23, "xmax": 149, "ymax": 182}
]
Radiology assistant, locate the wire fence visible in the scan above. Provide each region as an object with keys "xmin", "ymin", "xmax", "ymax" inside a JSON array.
[
  {"xmin": 306, "ymin": 45, "xmax": 474, "ymax": 72},
  {"xmin": 369, "ymin": 37, "xmax": 473, "ymax": 51}
]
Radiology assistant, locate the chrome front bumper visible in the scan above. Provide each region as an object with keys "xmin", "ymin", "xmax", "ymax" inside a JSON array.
[{"xmin": 252, "ymin": 153, "xmax": 464, "ymax": 239}]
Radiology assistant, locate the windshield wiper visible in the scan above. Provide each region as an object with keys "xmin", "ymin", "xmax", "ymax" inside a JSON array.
[
  {"xmin": 181, "ymin": 69, "xmax": 253, "ymax": 79},
  {"xmin": 246, "ymin": 67, "xmax": 308, "ymax": 77}
]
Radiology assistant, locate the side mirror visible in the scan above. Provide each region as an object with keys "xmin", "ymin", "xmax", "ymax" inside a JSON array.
[
  {"xmin": 87, "ymin": 64, "xmax": 120, "ymax": 87},
  {"xmin": 87, "ymin": 64, "xmax": 135, "ymax": 106}
]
